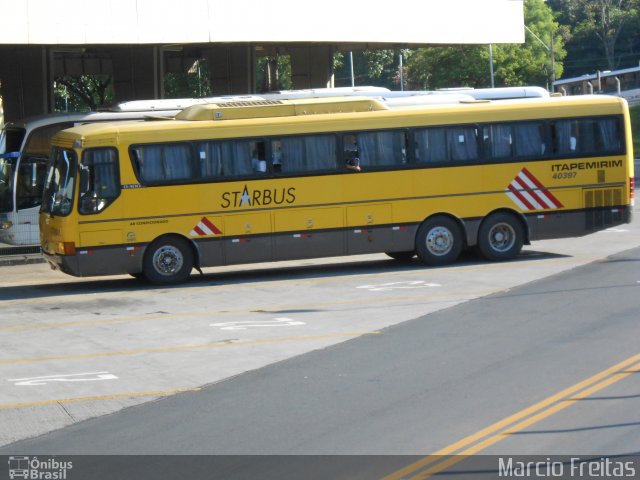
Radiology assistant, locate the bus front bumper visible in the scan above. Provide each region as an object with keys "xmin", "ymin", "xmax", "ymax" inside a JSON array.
[{"xmin": 42, "ymin": 245, "xmax": 145, "ymax": 278}]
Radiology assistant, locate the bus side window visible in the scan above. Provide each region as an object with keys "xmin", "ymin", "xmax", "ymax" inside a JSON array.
[
  {"xmin": 78, "ymin": 148, "xmax": 120, "ymax": 214},
  {"xmin": 551, "ymin": 120, "xmax": 577, "ymax": 154},
  {"xmin": 271, "ymin": 140, "xmax": 282, "ymax": 172},
  {"xmin": 133, "ymin": 143, "xmax": 193, "ymax": 183},
  {"xmin": 196, "ymin": 141, "xmax": 222, "ymax": 179},
  {"xmin": 513, "ymin": 122, "xmax": 545, "ymax": 157},
  {"xmin": 414, "ymin": 128, "xmax": 447, "ymax": 164},
  {"xmin": 595, "ymin": 118, "xmax": 622, "ymax": 153},
  {"xmin": 482, "ymin": 124, "xmax": 513, "ymax": 161},
  {"xmin": 343, "ymin": 134, "xmax": 360, "ymax": 171},
  {"xmin": 250, "ymin": 141, "xmax": 267, "ymax": 174},
  {"xmin": 447, "ymin": 126, "xmax": 479, "ymax": 162},
  {"xmin": 273, "ymin": 135, "xmax": 337, "ymax": 174},
  {"xmin": 354, "ymin": 130, "xmax": 406, "ymax": 168}
]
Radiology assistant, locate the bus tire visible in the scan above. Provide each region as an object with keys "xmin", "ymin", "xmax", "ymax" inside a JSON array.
[
  {"xmin": 143, "ymin": 236, "xmax": 194, "ymax": 285},
  {"xmin": 415, "ymin": 216, "xmax": 463, "ymax": 266},
  {"xmin": 385, "ymin": 251, "xmax": 415, "ymax": 261},
  {"xmin": 477, "ymin": 213, "xmax": 524, "ymax": 261}
]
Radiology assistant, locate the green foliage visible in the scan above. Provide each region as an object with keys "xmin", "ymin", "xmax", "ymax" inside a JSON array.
[
  {"xmin": 405, "ymin": 45, "xmax": 490, "ymax": 90},
  {"xmin": 405, "ymin": 0, "xmax": 564, "ymax": 90},
  {"xmin": 54, "ymin": 75, "xmax": 114, "ymax": 111},
  {"xmin": 164, "ymin": 60, "xmax": 212, "ymax": 98},
  {"xmin": 334, "ymin": 49, "xmax": 407, "ymax": 89},
  {"xmin": 548, "ymin": 0, "xmax": 640, "ymax": 75},
  {"xmin": 256, "ymin": 55, "xmax": 292, "ymax": 92}
]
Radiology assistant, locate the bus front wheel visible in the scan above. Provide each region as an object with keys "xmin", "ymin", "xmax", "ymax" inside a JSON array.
[
  {"xmin": 477, "ymin": 213, "xmax": 524, "ymax": 261},
  {"xmin": 143, "ymin": 236, "xmax": 194, "ymax": 284},
  {"xmin": 415, "ymin": 216, "xmax": 463, "ymax": 266}
]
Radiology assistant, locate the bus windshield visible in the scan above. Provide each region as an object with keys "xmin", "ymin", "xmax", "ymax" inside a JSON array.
[
  {"xmin": 0, "ymin": 157, "xmax": 15, "ymax": 213},
  {"xmin": 42, "ymin": 148, "xmax": 77, "ymax": 216}
]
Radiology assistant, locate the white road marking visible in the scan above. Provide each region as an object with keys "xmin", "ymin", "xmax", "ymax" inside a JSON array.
[
  {"xmin": 210, "ymin": 318, "xmax": 306, "ymax": 330},
  {"xmin": 8, "ymin": 371, "xmax": 118, "ymax": 386},
  {"xmin": 357, "ymin": 280, "xmax": 441, "ymax": 292}
]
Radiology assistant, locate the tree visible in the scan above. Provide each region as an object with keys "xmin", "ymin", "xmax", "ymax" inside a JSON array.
[
  {"xmin": 334, "ymin": 49, "xmax": 407, "ymax": 89},
  {"xmin": 405, "ymin": 0, "xmax": 565, "ymax": 90},
  {"xmin": 548, "ymin": 0, "xmax": 640, "ymax": 74},
  {"xmin": 164, "ymin": 59, "xmax": 212, "ymax": 99},
  {"xmin": 256, "ymin": 55, "xmax": 292, "ymax": 92},
  {"xmin": 54, "ymin": 75, "xmax": 114, "ymax": 111}
]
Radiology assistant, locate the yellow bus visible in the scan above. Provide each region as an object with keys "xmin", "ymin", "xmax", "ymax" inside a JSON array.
[{"xmin": 40, "ymin": 94, "xmax": 634, "ymax": 284}]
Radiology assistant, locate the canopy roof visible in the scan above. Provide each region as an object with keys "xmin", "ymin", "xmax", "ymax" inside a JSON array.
[{"xmin": 0, "ymin": 0, "xmax": 524, "ymax": 45}]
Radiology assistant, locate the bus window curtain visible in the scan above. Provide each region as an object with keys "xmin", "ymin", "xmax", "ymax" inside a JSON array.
[
  {"xmin": 597, "ymin": 119, "xmax": 620, "ymax": 152},
  {"xmin": 220, "ymin": 141, "xmax": 253, "ymax": 176},
  {"xmin": 488, "ymin": 125, "xmax": 512, "ymax": 159},
  {"xmin": 163, "ymin": 145, "xmax": 192, "ymax": 181},
  {"xmin": 196, "ymin": 142, "xmax": 222, "ymax": 179},
  {"xmin": 280, "ymin": 137, "xmax": 305, "ymax": 172},
  {"xmin": 415, "ymin": 128, "xmax": 447, "ymax": 164},
  {"xmin": 514, "ymin": 123, "xmax": 544, "ymax": 157},
  {"xmin": 357, "ymin": 131, "xmax": 404, "ymax": 167},
  {"xmin": 448, "ymin": 127, "xmax": 478, "ymax": 162},
  {"xmin": 554, "ymin": 120, "xmax": 574, "ymax": 154},
  {"xmin": 305, "ymin": 135, "xmax": 336, "ymax": 170},
  {"xmin": 137, "ymin": 146, "xmax": 164, "ymax": 182},
  {"xmin": 278, "ymin": 135, "xmax": 336, "ymax": 173}
]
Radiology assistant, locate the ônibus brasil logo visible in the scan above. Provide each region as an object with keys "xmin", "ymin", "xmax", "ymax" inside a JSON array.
[{"xmin": 8, "ymin": 456, "xmax": 73, "ymax": 479}]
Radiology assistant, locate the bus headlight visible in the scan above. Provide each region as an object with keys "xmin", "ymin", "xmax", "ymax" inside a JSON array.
[{"xmin": 0, "ymin": 220, "xmax": 12, "ymax": 230}]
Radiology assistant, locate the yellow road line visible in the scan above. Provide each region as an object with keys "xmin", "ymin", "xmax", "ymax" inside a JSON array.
[
  {"xmin": 0, "ymin": 331, "xmax": 380, "ymax": 365},
  {"xmin": 384, "ymin": 353, "xmax": 640, "ymax": 480},
  {"xmin": 0, "ymin": 387, "xmax": 202, "ymax": 410}
]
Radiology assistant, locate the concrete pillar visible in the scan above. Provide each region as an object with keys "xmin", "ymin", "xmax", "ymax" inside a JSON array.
[
  {"xmin": 111, "ymin": 46, "xmax": 161, "ymax": 102},
  {"xmin": 204, "ymin": 46, "xmax": 255, "ymax": 95},
  {"xmin": 0, "ymin": 46, "xmax": 50, "ymax": 121},
  {"xmin": 289, "ymin": 45, "xmax": 334, "ymax": 89}
]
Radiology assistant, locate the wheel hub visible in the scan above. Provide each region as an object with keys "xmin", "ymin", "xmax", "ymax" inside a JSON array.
[
  {"xmin": 426, "ymin": 227, "xmax": 453, "ymax": 256},
  {"xmin": 153, "ymin": 246, "xmax": 183, "ymax": 275},
  {"xmin": 489, "ymin": 223, "xmax": 515, "ymax": 252}
]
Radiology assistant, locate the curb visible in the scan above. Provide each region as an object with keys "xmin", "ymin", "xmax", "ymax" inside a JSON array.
[{"xmin": 0, "ymin": 255, "xmax": 45, "ymax": 267}]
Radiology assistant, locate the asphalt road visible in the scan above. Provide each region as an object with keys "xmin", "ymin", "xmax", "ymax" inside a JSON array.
[{"xmin": 2, "ymin": 244, "xmax": 640, "ymax": 479}]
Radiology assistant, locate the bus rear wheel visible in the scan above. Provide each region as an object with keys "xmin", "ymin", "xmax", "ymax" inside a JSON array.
[
  {"xmin": 415, "ymin": 216, "xmax": 463, "ymax": 266},
  {"xmin": 143, "ymin": 236, "xmax": 194, "ymax": 284},
  {"xmin": 477, "ymin": 213, "xmax": 524, "ymax": 261}
]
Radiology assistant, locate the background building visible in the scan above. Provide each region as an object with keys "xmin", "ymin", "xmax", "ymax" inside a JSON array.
[{"xmin": 0, "ymin": 0, "xmax": 524, "ymax": 121}]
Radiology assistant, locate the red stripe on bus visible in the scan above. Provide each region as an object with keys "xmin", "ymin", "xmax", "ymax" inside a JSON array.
[
  {"xmin": 201, "ymin": 217, "xmax": 222, "ymax": 234},
  {"xmin": 521, "ymin": 168, "xmax": 564, "ymax": 208},
  {"xmin": 508, "ymin": 184, "xmax": 536, "ymax": 210}
]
